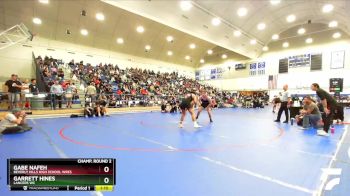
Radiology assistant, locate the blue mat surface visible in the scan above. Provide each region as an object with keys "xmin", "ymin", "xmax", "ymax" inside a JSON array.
[{"xmin": 1, "ymin": 108, "xmax": 349, "ymax": 196}]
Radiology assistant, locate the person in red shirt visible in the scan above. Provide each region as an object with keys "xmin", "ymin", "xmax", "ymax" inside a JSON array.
[
  {"xmin": 94, "ymin": 78, "xmax": 100, "ymax": 86},
  {"xmin": 117, "ymin": 89, "xmax": 123, "ymax": 95},
  {"xmin": 131, "ymin": 89, "xmax": 136, "ymax": 95},
  {"xmin": 141, "ymin": 88, "xmax": 148, "ymax": 95}
]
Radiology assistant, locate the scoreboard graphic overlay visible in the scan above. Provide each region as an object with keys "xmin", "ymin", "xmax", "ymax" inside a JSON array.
[{"xmin": 8, "ymin": 158, "xmax": 116, "ymax": 191}]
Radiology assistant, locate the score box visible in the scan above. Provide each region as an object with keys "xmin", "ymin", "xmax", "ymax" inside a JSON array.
[{"xmin": 7, "ymin": 158, "xmax": 116, "ymax": 191}]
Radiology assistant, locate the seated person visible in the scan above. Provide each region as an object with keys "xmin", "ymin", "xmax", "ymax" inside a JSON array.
[
  {"xmin": 96, "ymin": 94, "xmax": 108, "ymax": 116},
  {"xmin": 94, "ymin": 104, "xmax": 104, "ymax": 117},
  {"xmin": 0, "ymin": 108, "xmax": 32, "ymax": 134},
  {"xmin": 253, "ymin": 97, "xmax": 263, "ymax": 108},
  {"xmin": 169, "ymin": 98, "xmax": 178, "ymax": 113},
  {"xmin": 84, "ymin": 102, "xmax": 94, "ymax": 117},
  {"xmin": 170, "ymin": 102, "xmax": 178, "ymax": 113},
  {"xmin": 108, "ymin": 94, "xmax": 117, "ymax": 108},
  {"xmin": 161, "ymin": 101, "xmax": 168, "ymax": 113},
  {"xmin": 97, "ymin": 94, "xmax": 108, "ymax": 107},
  {"xmin": 299, "ymin": 96, "xmax": 323, "ymax": 129}
]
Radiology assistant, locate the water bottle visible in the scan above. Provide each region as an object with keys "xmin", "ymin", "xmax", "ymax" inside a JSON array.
[
  {"xmin": 330, "ymin": 125, "xmax": 335, "ymax": 134},
  {"xmin": 291, "ymin": 118, "xmax": 295, "ymax": 125}
]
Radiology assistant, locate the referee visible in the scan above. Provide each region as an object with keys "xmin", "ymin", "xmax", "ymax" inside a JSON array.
[{"xmin": 274, "ymin": 84, "xmax": 291, "ymax": 123}]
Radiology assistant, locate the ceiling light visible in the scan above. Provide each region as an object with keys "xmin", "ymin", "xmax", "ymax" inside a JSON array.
[
  {"xmin": 200, "ymin": 59, "xmax": 205, "ymax": 63},
  {"xmin": 221, "ymin": 54, "xmax": 227, "ymax": 59},
  {"xmin": 116, "ymin": 38, "xmax": 124, "ymax": 44},
  {"xmin": 272, "ymin": 34, "xmax": 279, "ymax": 40},
  {"xmin": 207, "ymin": 49, "xmax": 213, "ymax": 55},
  {"xmin": 237, "ymin": 7, "xmax": 248, "ymax": 17},
  {"xmin": 189, "ymin": 43, "xmax": 196, "ymax": 49},
  {"xmin": 328, "ymin": 20, "xmax": 338, "ymax": 28},
  {"xmin": 270, "ymin": 0, "xmax": 281, "ymax": 5},
  {"xmin": 305, "ymin": 38, "xmax": 313, "ymax": 44},
  {"xmin": 250, "ymin": 39, "xmax": 257, "ymax": 45},
  {"xmin": 233, "ymin": 30, "xmax": 241, "ymax": 37},
  {"xmin": 95, "ymin": 13, "xmax": 105, "ymax": 21},
  {"xmin": 262, "ymin": 46, "xmax": 269, "ymax": 51},
  {"xmin": 136, "ymin": 26, "xmax": 144, "ymax": 33},
  {"xmin": 80, "ymin": 29, "xmax": 88, "ymax": 36},
  {"xmin": 257, "ymin": 23, "xmax": 266, "ymax": 30},
  {"xmin": 38, "ymin": 0, "xmax": 49, "ymax": 4},
  {"xmin": 145, "ymin": 45, "xmax": 151, "ymax": 50},
  {"xmin": 180, "ymin": 1, "xmax": 192, "ymax": 11},
  {"xmin": 322, "ymin": 4, "xmax": 334, "ymax": 13},
  {"xmin": 286, "ymin": 14, "xmax": 296, "ymax": 23},
  {"xmin": 282, "ymin": 42, "xmax": 289, "ymax": 48},
  {"xmin": 185, "ymin": 55, "xmax": 191, "ymax": 60},
  {"xmin": 32, "ymin": 17, "xmax": 42, "ymax": 25},
  {"xmin": 166, "ymin": 36, "xmax": 174, "ymax": 42},
  {"xmin": 297, "ymin": 28, "xmax": 306, "ymax": 34},
  {"xmin": 167, "ymin": 51, "xmax": 173, "ymax": 56},
  {"xmin": 332, "ymin": 32, "xmax": 341, "ymax": 39},
  {"xmin": 211, "ymin": 17, "xmax": 221, "ymax": 26}
]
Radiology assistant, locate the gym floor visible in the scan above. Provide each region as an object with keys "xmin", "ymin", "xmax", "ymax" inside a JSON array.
[{"xmin": 1, "ymin": 107, "xmax": 349, "ymax": 196}]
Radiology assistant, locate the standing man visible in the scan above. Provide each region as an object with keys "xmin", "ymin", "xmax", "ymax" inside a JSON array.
[
  {"xmin": 311, "ymin": 83, "xmax": 338, "ymax": 136},
  {"xmin": 5, "ymin": 74, "xmax": 22, "ymax": 110},
  {"xmin": 274, "ymin": 84, "xmax": 291, "ymax": 123},
  {"xmin": 85, "ymin": 82, "xmax": 97, "ymax": 103},
  {"xmin": 50, "ymin": 80, "xmax": 63, "ymax": 109}
]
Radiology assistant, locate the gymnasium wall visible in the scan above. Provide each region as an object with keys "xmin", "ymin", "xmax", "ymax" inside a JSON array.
[
  {"xmin": 0, "ymin": 44, "xmax": 34, "ymax": 82},
  {"xmin": 0, "ymin": 36, "xmax": 195, "ymax": 83},
  {"xmin": 201, "ymin": 40, "xmax": 350, "ymax": 91}
]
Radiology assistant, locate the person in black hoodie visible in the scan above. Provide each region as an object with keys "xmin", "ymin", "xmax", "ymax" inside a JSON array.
[{"xmin": 311, "ymin": 83, "xmax": 338, "ymax": 136}]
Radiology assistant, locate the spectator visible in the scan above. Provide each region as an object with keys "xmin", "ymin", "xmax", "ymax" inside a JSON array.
[
  {"xmin": 0, "ymin": 108, "xmax": 32, "ymax": 134},
  {"xmin": 5, "ymin": 74, "xmax": 22, "ymax": 110},
  {"xmin": 161, "ymin": 101, "xmax": 168, "ymax": 113},
  {"xmin": 21, "ymin": 79, "xmax": 30, "ymax": 109},
  {"xmin": 57, "ymin": 68, "xmax": 64, "ymax": 79},
  {"xmin": 96, "ymin": 94, "xmax": 108, "ymax": 116},
  {"xmin": 85, "ymin": 82, "xmax": 97, "ymax": 103},
  {"xmin": 108, "ymin": 94, "xmax": 117, "ymax": 108},
  {"xmin": 65, "ymin": 83, "xmax": 74, "ymax": 108},
  {"xmin": 50, "ymin": 80, "xmax": 63, "ymax": 109},
  {"xmin": 29, "ymin": 79, "xmax": 39, "ymax": 95},
  {"xmin": 84, "ymin": 102, "xmax": 94, "ymax": 118}
]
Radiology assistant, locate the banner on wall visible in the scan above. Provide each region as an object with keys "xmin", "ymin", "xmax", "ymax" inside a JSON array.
[
  {"xmin": 258, "ymin": 62, "xmax": 266, "ymax": 75},
  {"xmin": 250, "ymin": 62, "xmax": 265, "ymax": 76},
  {"xmin": 217, "ymin": 67, "xmax": 224, "ymax": 79},
  {"xmin": 288, "ymin": 54, "xmax": 311, "ymax": 68},
  {"xmin": 249, "ymin": 63, "xmax": 257, "ymax": 76},
  {"xmin": 268, "ymin": 75, "xmax": 278, "ymax": 89},
  {"xmin": 331, "ymin": 50, "xmax": 345, "ymax": 69},
  {"xmin": 195, "ymin": 67, "xmax": 226, "ymax": 80}
]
